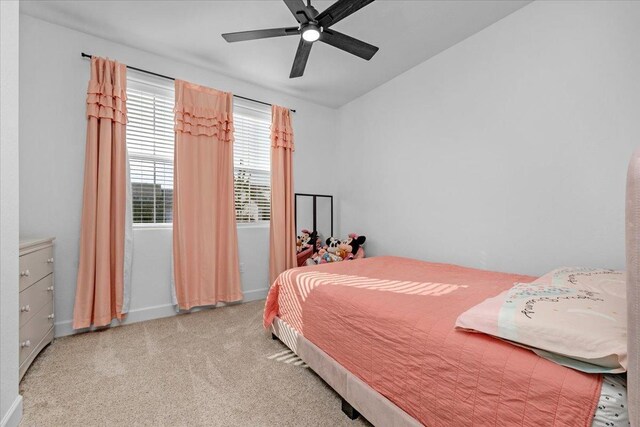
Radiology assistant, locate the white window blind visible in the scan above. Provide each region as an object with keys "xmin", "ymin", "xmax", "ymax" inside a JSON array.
[
  {"xmin": 126, "ymin": 73, "xmax": 175, "ymax": 225},
  {"xmin": 233, "ymin": 100, "xmax": 271, "ymax": 224}
]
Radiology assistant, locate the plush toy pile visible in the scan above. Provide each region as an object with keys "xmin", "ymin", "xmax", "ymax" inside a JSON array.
[{"xmin": 307, "ymin": 233, "xmax": 366, "ymax": 265}]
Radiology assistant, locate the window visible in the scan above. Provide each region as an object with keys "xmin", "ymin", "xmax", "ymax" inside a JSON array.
[
  {"xmin": 233, "ymin": 100, "xmax": 271, "ymax": 224},
  {"xmin": 126, "ymin": 73, "xmax": 175, "ymax": 225},
  {"xmin": 126, "ymin": 73, "xmax": 271, "ymax": 226}
]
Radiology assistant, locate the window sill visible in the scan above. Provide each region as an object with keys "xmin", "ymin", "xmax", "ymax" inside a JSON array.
[
  {"xmin": 237, "ymin": 222, "xmax": 270, "ymax": 229},
  {"xmin": 132, "ymin": 223, "xmax": 270, "ymax": 230},
  {"xmin": 133, "ymin": 224, "xmax": 172, "ymax": 230}
]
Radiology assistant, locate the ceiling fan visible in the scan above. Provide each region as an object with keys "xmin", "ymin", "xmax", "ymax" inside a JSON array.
[{"xmin": 221, "ymin": 0, "xmax": 379, "ymax": 78}]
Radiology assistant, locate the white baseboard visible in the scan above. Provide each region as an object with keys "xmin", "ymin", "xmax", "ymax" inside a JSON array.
[
  {"xmin": 0, "ymin": 395, "xmax": 22, "ymax": 427},
  {"xmin": 54, "ymin": 302, "xmax": 177, "ymax": 337},
  {"xmin": 55, "ymin": 287, "xmax": 269, "ymax": 337},
  {"xmin": 242, "ymin": 287, "xmax": 269, "ymax": 302}
]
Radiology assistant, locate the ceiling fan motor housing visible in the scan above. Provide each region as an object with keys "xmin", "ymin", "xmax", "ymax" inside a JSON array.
[{"xmin": 306, "ymin": 2, "xmax": 320, "ymax": 18}]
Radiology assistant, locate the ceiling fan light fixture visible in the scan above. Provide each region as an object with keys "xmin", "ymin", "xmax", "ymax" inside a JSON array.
[{"xmin": 301, "ymin": 23, "xmax": 321, "ymax": 42}]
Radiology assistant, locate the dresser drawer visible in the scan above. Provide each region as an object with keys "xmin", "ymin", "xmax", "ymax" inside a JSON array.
[
  {"xmin": 19, "ymin": 274, "xmax": 54, "ymax": 328},
  {"xmin": 19, "ymin": 328, "xmax": 54, "ymax": 381},
  {"xmin": 19, "ymin": 301, "xmax": 55, "ymax": 366},
  {"xmin": 19, "ymin": 245, "xmax": 53, "ymax": 292}
]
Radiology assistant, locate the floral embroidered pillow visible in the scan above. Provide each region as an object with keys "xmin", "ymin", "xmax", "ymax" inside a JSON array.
[{"xmin": 455, "ymin": 267, "xmax": 627, "ymax": 373}]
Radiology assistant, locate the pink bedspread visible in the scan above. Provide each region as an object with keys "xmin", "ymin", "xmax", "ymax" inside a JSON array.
[{"xmin": 264, "ymin": 256, "xmax": 602, "ymax": 426}]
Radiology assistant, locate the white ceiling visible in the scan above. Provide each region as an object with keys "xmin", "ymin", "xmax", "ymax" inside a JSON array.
[{"xmin": 20, "ymin": 0, "xmax": 531, "ymax": 108}]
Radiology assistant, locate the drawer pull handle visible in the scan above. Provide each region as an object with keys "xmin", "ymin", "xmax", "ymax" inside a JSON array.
[
  {"xmin": 48, "ymin": 313, "xmax": 55, "ymax": 320},
  {"xmin": 21, "ymin": 340, "xmax": 31, "ymax": 349},
  {"xmin": 47, "ymin": 286, "xmax": 55, "ymax": 292},
  {"xmin": 20, "ymin": 305, "xmax": 31, "ymax": 313},
  {"xmin": 20, "ymin": 270, "xmax": 31, "ymax": 277},
  {"xmin": 47, "ymin": 258, "xmax": 54, "ymax": 264}
]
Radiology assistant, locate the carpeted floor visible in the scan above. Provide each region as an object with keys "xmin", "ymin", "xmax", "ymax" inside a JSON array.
[{"xmin": 19, "ymin": 300, "xmax": 371, "ymax": 426}]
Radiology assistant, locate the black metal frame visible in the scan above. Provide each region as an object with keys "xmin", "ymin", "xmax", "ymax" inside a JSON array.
[{"xmin": 294, "ymin": 193, "xmax": 333, "ymax": 237}]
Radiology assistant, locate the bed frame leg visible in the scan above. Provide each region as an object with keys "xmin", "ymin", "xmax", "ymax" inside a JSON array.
[
  {"xmin": 271, "ymin": 332, "xmax": 278, "ymax": 340},
  {"xmin": 341, "ymin": 398, "xmax": 360, "ymax": 420}
]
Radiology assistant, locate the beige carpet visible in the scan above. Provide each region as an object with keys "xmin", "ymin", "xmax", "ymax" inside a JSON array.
[{"xmin": 20, "ymin": 300, "xmax": 371, "ymax": 426}]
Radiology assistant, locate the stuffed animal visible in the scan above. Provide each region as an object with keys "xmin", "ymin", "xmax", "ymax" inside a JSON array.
[
  {"xmin": 323, "ymin": 252, "xmax": 342, "ymax": 263},
  {"xmin": 300, "ymin": 229, "xmax": 312, "ymax": 245},
  {"xmin": 307, "ymin": 247, "xmax": 325, "ymax": 265},
  {"xmin": 297, "ymin": 229, "xmax": 317, "ymax": 253},
  {"xmin": 341, "ymin": 233, "xmax": 366, "ymax": 259},
  {"xmin": 307, "ymin": 247, "xmax": 342, "ymax": 265},
  {"xmin": 326, "ymin": 237, "xmax": 341, "ymax": 254},
  {"xmin": 335, "ymin": 243, "xmax": 350, "ymax": 259}
]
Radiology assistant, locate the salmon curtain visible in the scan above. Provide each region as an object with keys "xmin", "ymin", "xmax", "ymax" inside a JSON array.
[
  {"xmin": 269, "ymin": 105, "xmax": 296, "ymax": 284},
  {"xmin": 73, "ymin": 57, "xmax": 133, "ymax": 329},
  {"xmin": 172, "ymin": 80, "xmax": 242, "ymax": 310}
]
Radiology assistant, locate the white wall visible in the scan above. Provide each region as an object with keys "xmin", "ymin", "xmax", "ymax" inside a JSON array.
[
  {"xmin": 336, "ymin": 1, "xmax": 640, "ymax": 276},
  {"xmin": 18, "ymin": 14, "xmax": 338, "ymax": 336},
  {"xmin": 1, "ymin": 2, "xmax": 23, "ymax": 427}
]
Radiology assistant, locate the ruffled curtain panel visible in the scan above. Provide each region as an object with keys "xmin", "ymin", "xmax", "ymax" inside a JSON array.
[
  {"xmin": 173, "ymin": 80, "xmax": 243, "ymax": 309},
  {"xmin": 269, "ymin": 105, "xmax": 296, "ymax": 284},
  {"xmin": 73, "ymin": 57, "xmax": 133, "ymax": 329}
]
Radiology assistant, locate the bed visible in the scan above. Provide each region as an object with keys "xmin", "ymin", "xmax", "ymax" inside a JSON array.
[{"xmin": 263, "ymin": 150, "xmax": 640, "ymax": 427}]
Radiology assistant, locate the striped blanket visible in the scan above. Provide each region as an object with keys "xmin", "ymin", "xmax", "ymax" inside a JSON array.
[{"xmin": 264, "ymin": 256, "xmax": 602, "ymax": 426}]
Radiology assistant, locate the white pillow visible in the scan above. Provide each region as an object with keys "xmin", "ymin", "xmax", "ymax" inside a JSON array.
[{"xmin": 455, "ymin": 267, "xmax": 627, "ymax": 373}]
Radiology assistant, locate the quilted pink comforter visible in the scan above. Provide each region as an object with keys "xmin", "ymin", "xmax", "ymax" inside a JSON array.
[{"xmin": 264, "ymin": 256, "xmax": 602, "ymax": 426}]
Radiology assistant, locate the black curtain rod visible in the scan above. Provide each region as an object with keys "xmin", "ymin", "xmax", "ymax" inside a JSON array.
[{"xmin": 81, "ymin": 53, "xmax": 296, "ymax": 113}]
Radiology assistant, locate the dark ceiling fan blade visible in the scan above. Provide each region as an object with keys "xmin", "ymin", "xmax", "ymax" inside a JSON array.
[
  {"xmin": 222, "ymin": 27, "xmax": 300, "ymax": 43},
  {"xmin": 317, "ymin": 0, "xmax": 375, "ymax": 28},
  {"xmin": 290, "ymin": 39, "xmax": 313, "ymax": 78},
  {"xmin": 320, "ymin": 29, "xmax": 378, "ymax": 60},
  {"xmin": 283, "ymin": 0, "xmax": 310, "ymax": 24}
]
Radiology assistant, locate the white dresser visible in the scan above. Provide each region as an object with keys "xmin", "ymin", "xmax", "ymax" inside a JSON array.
[{"xmin": 19, "ymin": 237, "xmax": 55, "ymax": 380}]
